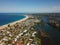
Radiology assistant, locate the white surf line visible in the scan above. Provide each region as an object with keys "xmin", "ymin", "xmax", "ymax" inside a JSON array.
[{"xmin": 0, "ymin": 15, "xmax": 29, "ymax": 30}]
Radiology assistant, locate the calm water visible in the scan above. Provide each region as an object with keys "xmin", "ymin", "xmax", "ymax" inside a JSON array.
[
  {"xmin": 0, "ymin": 13, "xmax": 25, "ymax": 26},
  {"xmin": 36, "ymin": 16, "xmax": 60, "ymax": 45}
]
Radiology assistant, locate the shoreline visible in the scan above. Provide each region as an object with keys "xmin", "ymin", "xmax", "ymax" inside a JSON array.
[{"xmin": 0, "ymin": 15, "xmax": 29, "ymax": 30}]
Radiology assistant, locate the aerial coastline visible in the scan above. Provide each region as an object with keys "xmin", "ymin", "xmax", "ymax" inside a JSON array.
[
  {"xmin": 0, "ymin": 15, "xmax": 29, "ymax": 30},
  {"xmin": 0, "ymin": 14, "xmax": 41, "ymax": 45},
  {"xmin": 0, "ymin": 0, "xmax": 60, "ymax": 45},
  {"xmin": 0, "ymin": 13, "xmax": 60, "ymax": 45}
]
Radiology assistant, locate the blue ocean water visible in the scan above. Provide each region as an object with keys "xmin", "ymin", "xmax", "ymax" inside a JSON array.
[{"xmin": 0, "ymin": 13, "xmax": 25, "ymax": 26}]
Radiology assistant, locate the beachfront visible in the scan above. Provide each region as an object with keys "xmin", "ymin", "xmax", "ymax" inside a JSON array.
[
  {"xmin": 0, "ymin": 15, "xmax": 41, "ymax": 45},
  {"xmin": 0, "ymin": 15, "xmax": 29, "ymax": 30}
]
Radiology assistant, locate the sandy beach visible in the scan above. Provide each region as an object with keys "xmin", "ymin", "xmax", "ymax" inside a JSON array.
[{"xmin": 0, "ymin": 15, "xmax": 29, "ymax": 30}]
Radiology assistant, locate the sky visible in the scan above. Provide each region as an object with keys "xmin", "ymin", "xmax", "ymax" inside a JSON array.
[{"xmin": 0, "ymin": 0, "xmax": 60, "ymax": 13}]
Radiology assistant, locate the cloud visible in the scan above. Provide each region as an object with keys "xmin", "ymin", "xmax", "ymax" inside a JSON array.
[
  {"xmin": 0, "ymin": 6, "xmax": 60, "ymax": 13},
  {"xmin": 38, "ymin": 6, "xmax": 60, "ymax": 13},
  {"xmin": 52, "ymin": 6, "xmax": 60, "ymax": 11}
]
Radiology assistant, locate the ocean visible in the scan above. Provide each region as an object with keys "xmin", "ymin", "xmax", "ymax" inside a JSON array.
[{"xmin": 0, "ymin": 13, "xmax": 25, "ymax": 26}]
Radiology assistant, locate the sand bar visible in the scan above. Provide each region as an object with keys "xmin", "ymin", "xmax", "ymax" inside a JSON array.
[{"xmin": 0, "ymin": 15, "xmax": 29, "ymax": 30}]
